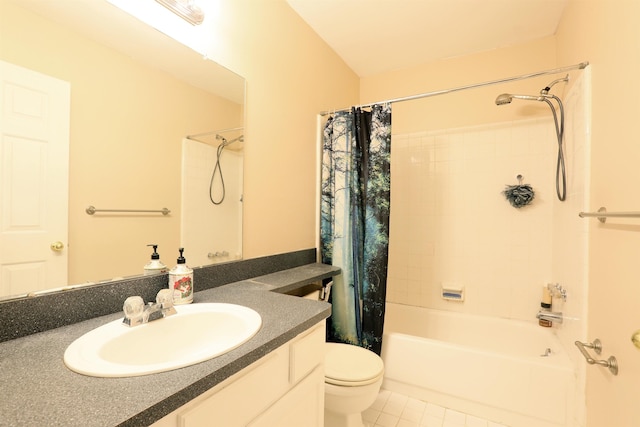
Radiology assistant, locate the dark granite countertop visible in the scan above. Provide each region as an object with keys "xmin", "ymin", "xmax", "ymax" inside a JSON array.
[{"xmin": 0, "ymin": 263, "xmax": 338, "ymax": 427}]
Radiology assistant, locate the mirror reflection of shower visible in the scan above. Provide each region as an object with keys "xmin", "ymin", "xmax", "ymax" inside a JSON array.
[
  {"xmin": 210, "ymin": 134, "xmax": 244, "ymax": 205},
  {"xmin": 495, "ymin": 75, "xmax": 568, "ymax": 201},
  {"xmin": 182, "ymin": 128, "xmax": 244, "ymax": 266}
]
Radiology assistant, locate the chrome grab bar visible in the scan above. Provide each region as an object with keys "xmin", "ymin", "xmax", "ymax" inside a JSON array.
[
  {"xmin": 86, "ymin": 205, "xmax": 170, "ymax": 216},
  {"xmin": 574, "ymin": 339, "xmax": 618, "ymax": 375},
  {"xmin": 578, "ymin": 206, "xmax": 640, "ymax": 223}
]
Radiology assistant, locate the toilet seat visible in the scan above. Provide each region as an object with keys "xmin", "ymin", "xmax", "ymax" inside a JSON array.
[{"xmin": 325, "ymin": 343, "xmax": 384, "ymax": 387}]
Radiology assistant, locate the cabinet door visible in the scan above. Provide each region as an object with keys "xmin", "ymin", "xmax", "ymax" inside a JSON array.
[
  {"xmin": 179, "ymin": 346, "xmax": 289, "ymax": 427},
  {"xmin": 248, "ymin": 366, "xmax": 324, "ymax": 427}
]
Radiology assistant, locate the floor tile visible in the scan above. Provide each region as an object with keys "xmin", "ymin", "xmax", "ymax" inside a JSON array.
[
  {"xmin": 397, "ymin": 419, "xmax": 421, "ymax": 427},
  {"xmin": 364, "ymin": 407, "xmax": 381, "ymax": 424},
  {"xmin": 401, "ymin": 407, "xmax": 424, "ymax": 423},
  {"xmin": 365, "ymin": 389, "xmax": 509, "ymax": 427},
  {"xmin": 383, "ymin": 400, "xmax": 406, "ymax": 417},
  {"xmin": 376, "ymin": 411, "xmax": 400, "ymax": 427},
  {"xmin": 420, "ymin": 414, "xmax": 444, "ymax": 427},
  {"xmin": 466, "ymin": 415, "xmax": 488, "ymax": 427},
  {"xmin": 425, "ymin": 402, "xmax": 446, "ymax": 418}
]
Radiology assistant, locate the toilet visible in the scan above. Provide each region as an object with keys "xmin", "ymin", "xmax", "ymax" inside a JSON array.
[{"xmin": 324, "ymin": 342, "xmax": 385, "ymax": 427}]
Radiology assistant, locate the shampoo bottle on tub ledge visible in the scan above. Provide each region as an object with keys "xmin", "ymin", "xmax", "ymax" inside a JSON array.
[
  {"xmin": 539, "ymin": 284, "xmax": 552, "ymax": 327},
  {"xmin": 169, "ymin": 248, "xmax": 193, "ymax": 304}
]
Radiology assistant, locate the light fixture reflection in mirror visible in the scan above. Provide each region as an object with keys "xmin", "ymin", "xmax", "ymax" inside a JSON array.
[{"xmin": 155, "ymin": 0, "xmax": 204, "ymax": 26}]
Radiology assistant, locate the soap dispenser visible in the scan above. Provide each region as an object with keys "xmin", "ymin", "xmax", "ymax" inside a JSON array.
[
  {"xmin": 169, "ymin": 247, "xmax": 193, "ymax": 304},
  {"xmin": 144, "ymin": 244, "xmax": 168, "ymax": 276}
]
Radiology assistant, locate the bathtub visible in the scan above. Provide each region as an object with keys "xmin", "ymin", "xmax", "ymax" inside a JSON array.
[{"xmin": 381, "ymin": 303, "xmax": 575, "ymax": 427}]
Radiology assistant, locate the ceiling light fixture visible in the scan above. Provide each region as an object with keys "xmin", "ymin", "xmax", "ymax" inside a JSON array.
[{"xmin": 155, "ymin": 0, "xmax": 204, "ymax": 25}]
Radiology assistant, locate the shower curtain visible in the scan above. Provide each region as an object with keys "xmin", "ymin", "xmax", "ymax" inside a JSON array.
[{"xmin": 320, "ymin": 104, "xmax": 392, "ymax": 355}]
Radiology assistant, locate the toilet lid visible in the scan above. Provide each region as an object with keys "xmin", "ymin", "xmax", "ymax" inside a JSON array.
[{"xmin": 325, "ymin": 343, "xmax": 384, "ymax": 386}]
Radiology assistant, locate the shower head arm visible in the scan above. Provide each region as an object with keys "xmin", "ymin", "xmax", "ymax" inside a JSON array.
[{"xmin": 540, "ymin": 75, "xmax": 569, "ymax": 95}]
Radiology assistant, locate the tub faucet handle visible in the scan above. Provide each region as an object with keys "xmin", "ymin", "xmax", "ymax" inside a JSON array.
[{"xmin": 551, "ymin": 283, "xmax": 567, "ymax": 301}]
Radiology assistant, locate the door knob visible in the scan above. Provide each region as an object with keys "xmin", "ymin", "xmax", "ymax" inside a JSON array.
[
  {"xmin": 632, "ymin": 330, "xmax": 640, "ymax": 349},
  {"xmin": 50, "ymin": 241, "xmax": 65, "ymax": 252}
]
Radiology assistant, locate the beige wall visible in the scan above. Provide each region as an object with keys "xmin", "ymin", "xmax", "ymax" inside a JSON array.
[
  {"xmin": 556, "ymin": 1, "xmax": 640, "ymax": 426},
  {"xmin": 204, "ymin": 1, "xmax": 360, "ymax": 258}
]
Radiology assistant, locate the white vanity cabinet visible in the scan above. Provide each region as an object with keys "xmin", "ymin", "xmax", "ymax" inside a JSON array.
[{"xmin": 152, "ymin": 321, "xmax": 325, "ymax": 427}]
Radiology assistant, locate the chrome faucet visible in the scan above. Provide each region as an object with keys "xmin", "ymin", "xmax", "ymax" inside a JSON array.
[
  {"xmin": 536, "ymin": 310, "xmax": 563, "ymax": 324},
  {"xmin": 123, "ymin": 289, "xmax": 177, "ymax": 327}
]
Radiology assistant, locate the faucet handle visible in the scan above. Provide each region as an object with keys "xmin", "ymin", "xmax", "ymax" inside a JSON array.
[
  {"xmin": 123, "ymin": 296, "xmax": 145, "ymax": 326},
  {"xmin": 123, "ymin": 296, "xmax": 144, "ymax": 317},
  {"xmin": 551, "ymin": 283, "xmax": 567, "ymax": 301},
  {"xmin": 156, "ymin": 289, "xmax": 174, "ymax": 306}
]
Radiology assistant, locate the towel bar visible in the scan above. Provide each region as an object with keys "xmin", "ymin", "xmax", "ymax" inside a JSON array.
[
  {"xmin": 578, "ymin": 207, "xmax": 640, "ymax": 223},
  {"xmin": 85, "ymin": 206, "xmax": 170, "ymax": 215}
]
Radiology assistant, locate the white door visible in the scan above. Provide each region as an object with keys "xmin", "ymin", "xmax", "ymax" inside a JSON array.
[{"xmin": 0, "ymin": 60, "xmax": 70, "ymax": 297}]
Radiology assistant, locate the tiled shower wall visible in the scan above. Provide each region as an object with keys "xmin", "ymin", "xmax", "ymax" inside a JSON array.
[{"xmin": 387, "ymin": 73, "xmax": 589, "ymax": 327}]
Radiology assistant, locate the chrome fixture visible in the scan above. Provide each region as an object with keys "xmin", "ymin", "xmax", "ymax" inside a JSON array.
[
  {"xmin": 579, "ymin": 206, "xmax": 640, "ymax": 223},
  {"xmin": 320, "ymin": 281, "xmax": 333, "ymax": 302},
  {"xmin": 155, "ymin": 0, "xmax": 204, "ymax": 25},
  {"xmin": 540, "ymin": 348, "xmax": 552, "ymax": 357},
  {"xmin": 209, "ymin": 134, "xmax": 244, "ymax": 205},
  {"xmin": 86, "ymin": 205, "xmax": 171, "ymax": 215},
  {"xmin": 495, "ymin": 76, "xmax": 568, "ymax": 201},
  {"xmin": 123, "ymin": 289, "xmax": 177, "ymax": 327},
  {"xmin": 550, "ymin": 283, "xmax": 567, "ymax": 302},
  {"xmin": 575, "ymin": 339, "xmax": 618, "ymax": 375},
  {"xmin": 208, "ymin": 251, "xmax": 230, "ymax": 259},
  {"xmin": 216, "ymin": 134, "xmax": 245, "ymax": 145},
  {"xmin": 536, "ymin": 310, "xmax": 563, "ymax": 324}
]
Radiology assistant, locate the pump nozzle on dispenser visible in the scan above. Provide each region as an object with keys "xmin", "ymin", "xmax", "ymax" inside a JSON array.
[{"xmin": 177, "ymin": 247, "xmax": 186, "ymax": 264}]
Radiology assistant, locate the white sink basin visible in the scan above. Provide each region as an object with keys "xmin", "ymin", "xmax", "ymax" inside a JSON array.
[{"xmin": 64, "ymin": 303, "xmax": 262, "ymax": 377}]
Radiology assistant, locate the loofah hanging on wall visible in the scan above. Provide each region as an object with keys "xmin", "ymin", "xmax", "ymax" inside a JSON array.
[{"xmin": 503, "ymin": 174, "xmax": 535, "ymax": 208}]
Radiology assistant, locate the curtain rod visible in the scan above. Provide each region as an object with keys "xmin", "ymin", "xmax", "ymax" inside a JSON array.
[
  {"xmin": 319, "ymin": 61, "xmax": 589, "ymax": 116},
  {"xmin": 186, "ymin": 126, "xmax": 243, "ymax": 139}
]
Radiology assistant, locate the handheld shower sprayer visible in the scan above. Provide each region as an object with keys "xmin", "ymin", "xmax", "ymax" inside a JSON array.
[
  {"xmin": 495, "ymin": 93, "xmax": 558, "ymax": 106},
  {"xmin": 494, "ymin": 77, "xmax": 568, "ymax": 201},
  {"xmin": 210, "ymin": 133, "xmax": 244, "ymax": 205}
]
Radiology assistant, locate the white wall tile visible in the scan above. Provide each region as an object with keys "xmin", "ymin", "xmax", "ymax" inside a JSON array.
[{"xmin": 389, "ymin": 110, "xmax": 587, "ymax": 325}]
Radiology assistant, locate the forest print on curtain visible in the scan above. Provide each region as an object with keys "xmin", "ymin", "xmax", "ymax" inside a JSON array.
[{"xmin": 320, "ymin": 104, "xmax": 391, "ymax": 355}]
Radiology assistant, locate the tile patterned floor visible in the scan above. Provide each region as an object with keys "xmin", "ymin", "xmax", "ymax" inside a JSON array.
[{"xmin": 363, "ymin": 389, "xmax": 510, "ymax": 427}]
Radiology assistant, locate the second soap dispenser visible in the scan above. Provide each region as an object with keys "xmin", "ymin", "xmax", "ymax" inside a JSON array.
[
  {"xmin": 144, "ymin": 244, "xmax": 168, "ymax": 276},
  {"xmin": 169, "ymin": 247, "xmax": 193, "ymax": 304}
]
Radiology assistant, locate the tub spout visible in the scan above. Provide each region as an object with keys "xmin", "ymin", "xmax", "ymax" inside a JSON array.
[{"xmin": 536, "ymin": 310, "xmax": 563, "ymax": 324}]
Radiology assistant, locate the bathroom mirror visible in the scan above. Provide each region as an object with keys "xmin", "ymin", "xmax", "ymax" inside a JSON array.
[{"xmin": 0, "ymin": 0, "xmax": 245, "ymax": 300}]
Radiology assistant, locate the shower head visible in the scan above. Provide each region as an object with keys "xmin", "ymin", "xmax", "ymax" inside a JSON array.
[
  {"xmin": 497, "ymin": 75, "xmax": 569, "ymax": 105},
  {"xmin": 495, "ymin": 93, "xmax": 554, "ymax": 106}
]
